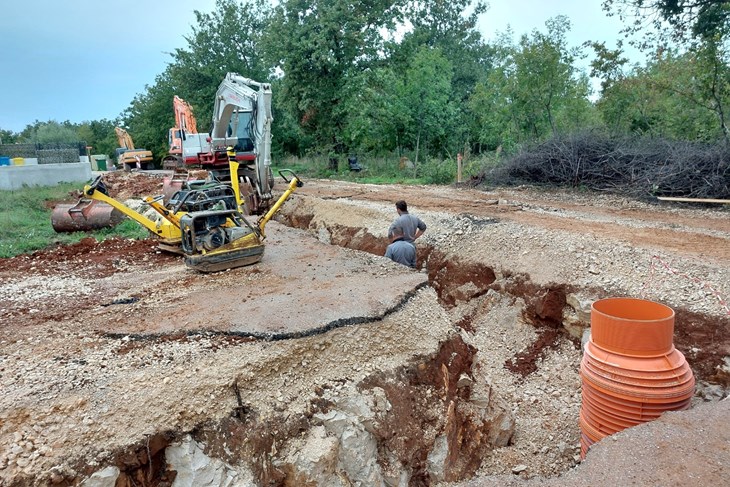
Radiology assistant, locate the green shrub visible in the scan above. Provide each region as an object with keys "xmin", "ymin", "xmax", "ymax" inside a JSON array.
[{"xmin": 419, "ymin": 157, "xmax": 457, "ymax": 185}]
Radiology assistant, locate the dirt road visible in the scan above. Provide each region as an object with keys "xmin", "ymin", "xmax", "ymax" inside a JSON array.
[{"xmin": 0, "ymin": 172, "xmax": 728, "ymax": 486}]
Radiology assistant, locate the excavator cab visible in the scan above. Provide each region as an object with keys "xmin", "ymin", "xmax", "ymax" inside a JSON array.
[{"xmin": 226, "ymin": 111, "xmax": 255, "ymax": 153}]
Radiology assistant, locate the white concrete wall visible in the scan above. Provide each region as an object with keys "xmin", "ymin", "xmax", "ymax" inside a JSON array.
[{"xmin": 0, "ymin": 163, "xmax": 92, "ymax": 190}]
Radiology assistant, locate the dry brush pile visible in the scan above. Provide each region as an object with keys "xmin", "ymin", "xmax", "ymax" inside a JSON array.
[{"xmin": 486, "ymin": 133, "xmax": 730, "ymax": 200}]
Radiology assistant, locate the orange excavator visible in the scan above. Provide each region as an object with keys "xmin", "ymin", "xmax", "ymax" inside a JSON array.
[
  {"xmin": 114, "ymin": 127, "xmax": 154, "ymax": 171},
  {"xmin": 162, "ymin": 96, "xmax": 217, "ymax": 170}
]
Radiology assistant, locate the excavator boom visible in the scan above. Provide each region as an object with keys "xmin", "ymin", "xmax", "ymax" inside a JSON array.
[
  {"xmin": 174, "ymin": 95, "xmax": 198, "ymax": 134},
  {"xmin": 163, "ymin": 96, "xmax": 218, "ymax": 170},
  {"xmin": 209, "ymin": 73, "xmax": 274, "ymax": 214}
]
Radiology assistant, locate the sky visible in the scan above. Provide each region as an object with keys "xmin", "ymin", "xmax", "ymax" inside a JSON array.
[{"xmin": 0, "ymin": 1, "xmax": 642, "ymax": 133}]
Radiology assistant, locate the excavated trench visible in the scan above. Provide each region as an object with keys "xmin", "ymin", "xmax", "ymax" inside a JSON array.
[{"xmin": 61, "ymin": 198, "xmax": 730, "ymax": 487}]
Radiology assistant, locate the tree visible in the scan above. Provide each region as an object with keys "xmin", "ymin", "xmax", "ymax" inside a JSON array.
[
  {"xmin": 0, "ymin": 129, "xmax": 19, "ymax": 145},
  {"xmin": 338, "ymin": 67, "xmax": 402, "ymax": 155},
  {"xmin": 469, "ymin": 17, "xmax": 596, "ymax": 149},
  {"xmin": 398, "ymin": 46, "xmax": 456, "ymax": 165},
  {"xmin": 600, "ymin": 1, "xmax": 730, "ymax": 142},
  {"xmin": 603, "ymin": 0, "xmax": 730, "ymax": 47},
  {"xmin": 21, "ymin": 121, "xmax": 80, "ymax": 144},
  {"xmin": 389, "ymin": 0, "xmax": 493, "ymax": 154},
  {"xmin": 120, "ymin": 0, "xmax": 274, "ymax": 161},
  {"xmin": 394, "ymin": 0, "xmax": 492, "ymax": 101},
  {"xmin": 266, "ymin": 0, "xmax": 403, "ymax": 155},
  {"xmin": 167, "ymin": 0, "xmax": 273, "ymax": 129},
  {"xmin": 598, "ymin": 46, "xmax": 730, "ymax": 140},
  {"xmin": 121, "ymin": 72, "xmax": 177, "ymax": 160},
  {"xmin": 76, "ymin": 119, "xmax": 119, "ymax": 158}
]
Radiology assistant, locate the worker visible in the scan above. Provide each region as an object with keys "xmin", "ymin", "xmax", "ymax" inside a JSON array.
[
  {"xmin": 385, "ymin": 226, "xmax": 416, "ymax": 268},
  {"xmin": 388, "ymin": 200, "xmax": 427, "ymax": 245}
]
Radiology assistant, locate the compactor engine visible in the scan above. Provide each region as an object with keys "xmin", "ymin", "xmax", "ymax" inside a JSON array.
[{"xmin": 180, "ymin": 209, "xmax": 255, "ymax": 253}]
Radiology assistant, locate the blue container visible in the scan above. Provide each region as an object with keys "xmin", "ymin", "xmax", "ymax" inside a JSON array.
[{"xmin": 0, "ymin": 156, "xmax": 10, "ymax": 166}]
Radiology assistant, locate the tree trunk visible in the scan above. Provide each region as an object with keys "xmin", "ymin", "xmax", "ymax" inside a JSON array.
[
  {"xmin": 414, "ymin": 129, "xmax": 421, "ymax": 178},
  {"xmin": 710, "ymin": 57, "xmax": 729, "ymax": 144}
]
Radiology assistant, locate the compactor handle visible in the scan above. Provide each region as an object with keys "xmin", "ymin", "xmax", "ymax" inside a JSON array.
[
  {"xmin": 278, "ymin": 169, "xmax": 303, "ymax": 188},
  {"xmin": 85, "ymin": 175, "xmax": 109, "ymax": 197}
]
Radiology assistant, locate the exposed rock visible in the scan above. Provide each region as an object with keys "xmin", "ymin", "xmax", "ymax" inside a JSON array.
[
  {"xmin": 80, "ymin": 466, "xmax": 120, "ymax": 487},
  {"xmin": 165, "ymin": 436, "xmax": 254, "ymax": 487},
  {"xmin": 279, "ymin": 426, "xmax": 342, "ymax": 486}
]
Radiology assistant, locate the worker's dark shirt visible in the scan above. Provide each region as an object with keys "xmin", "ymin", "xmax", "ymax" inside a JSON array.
[{"xmin": 385, "ymin": 238, "xmax": 416, "ymax": 268}]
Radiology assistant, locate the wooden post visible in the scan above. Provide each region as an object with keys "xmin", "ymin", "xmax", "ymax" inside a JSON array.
[
  {"xmin": 657, "ymin": 196, "xmax": 730, "ymax": 204},
  {"xmin": 457, "ymin": 153, "xmax": 463, "ymax": 183}
]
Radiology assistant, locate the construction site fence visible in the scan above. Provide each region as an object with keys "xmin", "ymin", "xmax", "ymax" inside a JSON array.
[{"xmin": 0, "ymin": 142, "xmax": 88, "ymax": 164}]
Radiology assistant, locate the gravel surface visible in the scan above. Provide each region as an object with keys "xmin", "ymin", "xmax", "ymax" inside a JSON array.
[{"xmin": 0, "ymin": 172, "xmax": 728, "ymax": 486}]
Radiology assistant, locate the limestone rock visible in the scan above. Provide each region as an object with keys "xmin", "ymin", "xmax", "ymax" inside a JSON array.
[
  {"xmin": 426, "ymin": 435, "xmax": 448, "ymax": 482},
  {"xmin": 80, "ymin": 466, "xmax": 120, "ymax": 487},
  {"xmin": 165, "ymin": 435, "xmax": 254, "ymax": 487}
]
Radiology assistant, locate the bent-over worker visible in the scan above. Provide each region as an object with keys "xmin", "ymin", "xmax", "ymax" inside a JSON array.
[
  {"xmin": 388, "ymin": 200, "xmax": 426, "ymax": 244},
  {"xmin": 385, "ymin": 226, "xmax": 417, "ymax": 268}
]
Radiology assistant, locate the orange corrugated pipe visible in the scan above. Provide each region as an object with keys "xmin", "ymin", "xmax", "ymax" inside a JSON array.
[{"xmin": 579, "ymin": 297, "xmax": 695, "ymax": 459}]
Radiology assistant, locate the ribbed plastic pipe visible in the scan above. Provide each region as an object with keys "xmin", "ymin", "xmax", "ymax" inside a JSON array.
[{"xmin": 579, "ymin": 297, "xmax": 695, "ymax": 459}]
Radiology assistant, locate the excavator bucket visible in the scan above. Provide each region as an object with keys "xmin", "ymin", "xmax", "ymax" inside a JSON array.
[{"xmin": 51, "ymin": 199, "xmax": 126, "ymax": 233}]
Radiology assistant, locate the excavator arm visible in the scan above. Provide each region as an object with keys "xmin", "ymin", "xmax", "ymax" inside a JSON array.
[
  {"xmin": 211, "ymin": 73, "xmax": 273, "ymax": 207},
  {"xmin": 174, "ymin": 95, "xmax": 198, "ymax": 134},
  {"xmin": 115, "ymin": 127, "xmax": 135, "ymax": 150}
]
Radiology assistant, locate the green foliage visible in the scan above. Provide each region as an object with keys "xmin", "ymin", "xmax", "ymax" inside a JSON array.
[
  {"xmin": 419, "ymin": 157, "xmax": 457, "ymax": 184},
  {"xmin": 397, "ymin": 47, "xmax": 456, "ymax": 164},
  {"xmin": 22, "ymin": 120, "xmax": 80, "ymax": 144},
  {"xmin": 266, "ymin": 0, "xmax": 401, "ymax": 153},
  {"xmin": 0, "ymin": 129, "xmax": 19, "ymax": 144},
  {"xmin": 0, "ymin": 183, "xmax": 147, "ymax": 258},
  {"xmin": 3, "ymin": 120, "xmax": 118, "ymax": 159},
  {"xmin": 272, "ymin": 153, "xmax": 458, "ymax": 185},
  {"xmin": 468, "ymin": 16, "xmax": 599, "ymax": 150},
  {"xmin": 121, "ymin": 72, "xmax": 176, "ymax": 162},
  {"xmin": 120, "ymin": 0, "xmax": 274, "ymax": 163},
  {"xmin": 77, "ymin": 119, "xmax": 119, "ymax": 158},
  {"xmin": 8, "ymin": 0, "xmax": 725, "ymax": 179},
  {"xmin": 389, "ymin": 0, "xmax": 493, "ymax": 158},
  {"xmin": 394, "ymin": 0, "xmax": 492, "ymax": 103},
  {"xmin": 602, "ymin": 0, "xmax": 730, "ymax": 47},
  {"xmin": 167, "ymin": 0, "xmax": 273, "ymax": 126},
  {"xmin": 596, "ymin": 44, "xmax": 730, "ymax": 141}
]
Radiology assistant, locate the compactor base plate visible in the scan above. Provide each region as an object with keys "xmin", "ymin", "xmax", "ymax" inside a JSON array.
[{"xmin": 184, "ymin": 244, "xmax": 265, "ymax": 273}]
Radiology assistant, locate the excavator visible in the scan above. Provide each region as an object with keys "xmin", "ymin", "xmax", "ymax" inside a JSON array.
[
  {"xmin": 162, "ymin": 96, "xmax": 215, "ymax": 170},
  {"xmin": 114, "ymin": 127, "xmax": 154, "ymax": 171},
  {"xmin": 53, "ymin": 159, "xmax": 304, "ymax": 272},
  {"xmin": 161, "ymin": 74, "xmax": 275, "ymax": 216}
]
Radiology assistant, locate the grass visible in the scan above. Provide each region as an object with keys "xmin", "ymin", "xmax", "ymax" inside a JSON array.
[
  {"xmin": 0, "ymin": 183, "xmax": 148, "ymax": 258},
  {"xmin": 272, "ymin": 154, "xmax": 473, "ymax": 185},
  {"xmin": 273, "ymin": 152, "xmax": 500, "ymax": 186}
]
